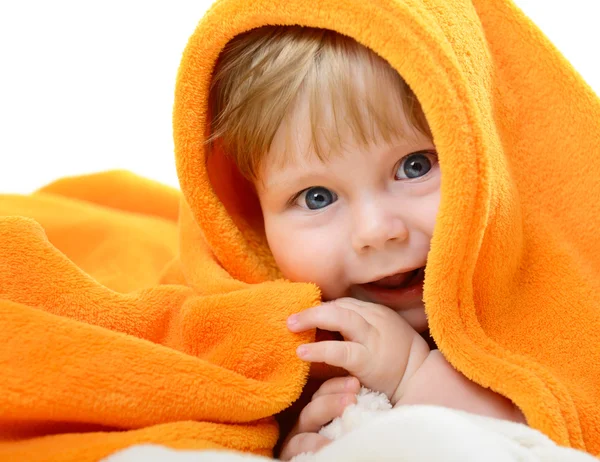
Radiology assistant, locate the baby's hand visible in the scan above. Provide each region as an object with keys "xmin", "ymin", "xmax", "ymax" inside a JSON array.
[
  {"xmin": 287, "ymin": 297, "xmax": 430, "ymax": 404},
  {"xmin": 279, "ymin": 376, "xmax": 361, "ymax": 461}
]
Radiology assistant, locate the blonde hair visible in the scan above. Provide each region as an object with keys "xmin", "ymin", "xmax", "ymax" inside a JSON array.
[{"xmin": 208, "ymin": 26, "xmax": 430, "ymax": 181}]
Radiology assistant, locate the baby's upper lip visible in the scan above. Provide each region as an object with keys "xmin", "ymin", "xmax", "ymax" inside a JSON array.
[{"xmin": 360, "ymin": 265, "xmax": 423, "ymax": 286}]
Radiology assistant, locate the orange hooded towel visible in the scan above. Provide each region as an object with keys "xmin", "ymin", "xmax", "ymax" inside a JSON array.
[{"xmin": 1, "ymin": 0, "xmax": 600, "ymax": 459}]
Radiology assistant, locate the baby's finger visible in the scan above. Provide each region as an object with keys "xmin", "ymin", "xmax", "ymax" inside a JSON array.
[
  {"xmin": 298, "ymin": 341, "xmax": 368, "ymax": 375},
  {"xmin": 279, "ymin": 433, "xmax": 331, "ymax": 461},
  {"xmin": 312, "ymin": 376, "xmax": 360, "ymax": 401},
  {"xmin": 335, "ymin": 297, "xmax": 398, "ymax": 320},
  {"xmin": 288, "ymin": 303, "xmax": 371, "ymax": 343},
  {"xmin": 296, "ymin": 392, "xmax": 357, "ymax": 434}
]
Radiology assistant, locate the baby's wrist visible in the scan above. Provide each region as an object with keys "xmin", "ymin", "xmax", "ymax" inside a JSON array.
[{"xmin": 389, "ymin": 335, "xmax": 431, "ymax": 406}]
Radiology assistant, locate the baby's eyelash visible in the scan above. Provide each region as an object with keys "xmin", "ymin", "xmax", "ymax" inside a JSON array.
[
  {"xmin": 287, "ymin": 189, "xmax": 305, "ymax": 206},
  {"xmin": 399, "ymin": 149, "xmax": 438, "ymax": 160}
]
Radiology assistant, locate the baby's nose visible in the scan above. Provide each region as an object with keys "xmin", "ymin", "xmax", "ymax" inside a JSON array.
[{"xmin": 352, "ymin": 207, "xmax": 408, "ymax": 252}]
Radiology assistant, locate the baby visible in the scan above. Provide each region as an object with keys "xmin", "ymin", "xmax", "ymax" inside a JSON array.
[{"xmin": 208, "ymin": 26, "xmax": 525, "ymax": 460}]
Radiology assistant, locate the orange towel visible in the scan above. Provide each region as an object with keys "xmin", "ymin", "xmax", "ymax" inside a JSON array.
[
  {"xmin": 0, "ymin": 170, "xmax": 319, "ymax": 460},
  {"xmin": 2, "ymin": 0, "xmax": 600, "ymax": 460}
]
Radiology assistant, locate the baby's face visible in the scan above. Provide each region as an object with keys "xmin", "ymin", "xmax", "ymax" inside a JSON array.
[{"xmin": 256, "ymin": 101, "xmax": 440, "ymax": 333}]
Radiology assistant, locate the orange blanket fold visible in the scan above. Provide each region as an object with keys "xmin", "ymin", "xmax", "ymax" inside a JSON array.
[
  {"xmin": 0, "ymin": 171, "xmax": 319, "ymax": 460},
  {"xmin": 2, "ymin": 0, "xmax": 600, "ymax": 459}
]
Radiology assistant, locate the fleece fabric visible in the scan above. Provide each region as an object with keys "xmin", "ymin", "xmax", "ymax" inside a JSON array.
[{"xmin": 1, "ymin": 0, "xmax": 599, "ymax": 459}]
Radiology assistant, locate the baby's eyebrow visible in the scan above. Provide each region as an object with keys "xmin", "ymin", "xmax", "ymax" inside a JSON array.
[{"xmin": 262, "ymin": 169, "xmax": 324, "ymax": 192}]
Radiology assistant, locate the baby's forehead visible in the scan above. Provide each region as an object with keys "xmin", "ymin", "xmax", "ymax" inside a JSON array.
[
  {"xmin": 266, "ymin": 111, "xmax": 423, "ymax": 170},
  {"xmin": 271, "ymin": 99, "xmax": 409, "ymax": 153},
  {"xmin": 258, "ymin": 129, "xmax": 427, "ymax": 193},
  {"xmin": 264, "ymin": 121, "xmax": 360, "ymax": 176}
]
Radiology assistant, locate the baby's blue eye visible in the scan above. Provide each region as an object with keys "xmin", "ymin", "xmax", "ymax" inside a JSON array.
[
  {"xmin": 300, "ymin": 186, "xmax": 338, "ymax": 210},
  {"xmin": 395, "ymin": 152, "xmax": 436, "ymax": 180}
]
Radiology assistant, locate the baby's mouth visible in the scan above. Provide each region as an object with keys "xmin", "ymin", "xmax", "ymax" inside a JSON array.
[{"xmin": 365, "ymin": 267, "xmax": 424, "ymax": 290}]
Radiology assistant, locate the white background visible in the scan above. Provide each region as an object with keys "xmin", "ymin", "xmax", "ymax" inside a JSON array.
[{"xmin": 1, "ymin": 1, "xmax": 599, "ymax": 194}]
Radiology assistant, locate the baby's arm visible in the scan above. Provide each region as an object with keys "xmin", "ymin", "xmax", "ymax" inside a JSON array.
[{"xmin": 394, "ymin": 349, "xmax": 526, "ymax": 423}]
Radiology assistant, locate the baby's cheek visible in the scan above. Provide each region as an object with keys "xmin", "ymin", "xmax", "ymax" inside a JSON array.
[
  {"xmin": 422, "ymin": 189, "xmax": 441, "ymax": 237},
  {"xmin": 274, "ymin": 236, "xmax": 343, "ymax": 289},
  {"xmin": 265, "ymin": 215, "xmax": 348, "ymax": 294}
]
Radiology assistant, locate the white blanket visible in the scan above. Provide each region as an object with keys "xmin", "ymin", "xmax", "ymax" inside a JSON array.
[{"xmin": 105, "ymin": 405, "xmax": 596, "ymax": 462}]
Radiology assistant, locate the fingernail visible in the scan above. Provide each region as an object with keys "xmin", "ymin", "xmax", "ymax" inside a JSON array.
[
  {"xmin": 287, "ymin": 314, "xmax": 299, "ymax": 326},
  {"xmin": 345, "ymin": 377, "xmax": 356, "ymax": 390},
  {"xmin": 297, "ymin": 345, "xmax": 308, "ymax": 358},
  {"xmin": 340, "ymin": 395, "xmax": 351, "ymax": 406}
]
